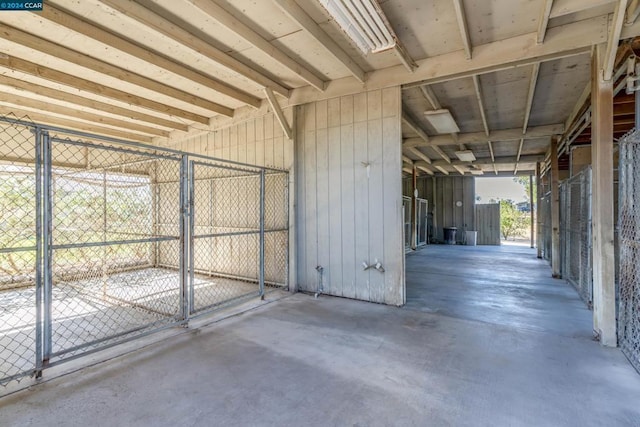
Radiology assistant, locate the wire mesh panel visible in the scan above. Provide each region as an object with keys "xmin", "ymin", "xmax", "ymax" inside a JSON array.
[
  {"xmin": 403, "ymin": 196, "xmax": 411, "ymax": 251},
  {"xmin": 417, "ymin": 199, "xmax": 428, "ymax": 246},
  {"xmin": 0, "ymin": 118, "xmax": 39, "ymax": 386},
  {"xmin": 0, "ymin": 114, "xmax": 290, "ymax": 392},
  {"xmin": 189, "ymin": 161, "xmax": 263, "ymax": 315},
  {"xmin": 559, "ymin": 168, "xmax": 593, "ymax": 307},
  {"xmin": 46, "ymin": 136, "xmax": 184, "ymax": 362},
  {"xmin": 618, "ymin": 130, "xmax": 640, "ymax": 373},
  {"xmin": 540, "ymin": 193, "xmax": 552, "ymax": 261},
  {"xmin": 264, "ymin": 171, "xmax": 289, "ymax": 288}
]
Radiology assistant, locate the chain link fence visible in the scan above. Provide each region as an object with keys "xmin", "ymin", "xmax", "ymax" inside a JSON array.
[
  {"xmin": 0, "ymin": 114, "xmax": 289, "ymax": 390},
  {"xmin": 618, "ymin": 129, "xmax": 640, "ymax": 373},
  {"xmin": 559, "ymin": 167, "xmax": 593, "ymax": 307},
  {"xmin": 539, "ymin": 191, "xmax": 552, "ymax": 261}
]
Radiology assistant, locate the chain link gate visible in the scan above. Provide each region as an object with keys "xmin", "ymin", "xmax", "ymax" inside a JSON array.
[
  {"xmin": 559, "ymin": 168, "xmax": 593, "ymax": 307},
  {"xmin": 0, "ymin": 115, "xmax": 289, "ymax": 391},
  {"xmin": 618, "ymin": 129, "xmax": 640, "ymax": 373},
  {"xmin": 0, "ymin": 118, "xmax": 39, "ymax": 386}
]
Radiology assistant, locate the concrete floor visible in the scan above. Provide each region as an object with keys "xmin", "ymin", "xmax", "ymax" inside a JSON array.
[{"xmin": 2, "ymin": 244, "xmax": 640, "ymax": 426}]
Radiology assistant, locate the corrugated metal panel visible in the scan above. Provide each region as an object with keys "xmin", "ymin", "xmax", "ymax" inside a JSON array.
[{"xmin": 296, "ymin": 87, "xmax": 404, "ymax": 306}]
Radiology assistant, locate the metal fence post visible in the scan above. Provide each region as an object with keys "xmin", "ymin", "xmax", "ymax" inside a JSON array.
[
  {"xmin": 34, "ymin": 126, "xmax": 43, "ymax": 378},
  {"xmin": 259, "ymin": 170, "xmax": 265, "ymax": 298},
  {"xmin": 179, "ymin": 155, "xmax": 189, "ymax": 324},
  {"xmin": 42, "ymin": 130, "xmax": 52, "ymax": 366},
  {"xmin": 188, "ymin": 160, "xmax": 195, "ymax": 315}
]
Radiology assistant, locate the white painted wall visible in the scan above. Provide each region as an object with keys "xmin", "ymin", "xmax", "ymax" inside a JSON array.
[
  {"xmin": 295, "ymin": 87, "xmax": 404, "ymax": 306},
  {"xmin": 168, "ymin": 110, "xmax": 292, "ymax": 171}
]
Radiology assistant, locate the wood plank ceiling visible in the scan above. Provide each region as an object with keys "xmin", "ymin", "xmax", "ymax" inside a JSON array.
[{"xmin": 0, "ymin": 0, "xmax": 638, "ymax": 175}]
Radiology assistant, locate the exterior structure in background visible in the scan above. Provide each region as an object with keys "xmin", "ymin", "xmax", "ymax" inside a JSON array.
[
  {"xmin": 618, "ymin": 129, "xmax": 640, "ymax": 373},
  {"xmin": 0, "ymin": 115, "xmax": 289, "ymax": 391}
]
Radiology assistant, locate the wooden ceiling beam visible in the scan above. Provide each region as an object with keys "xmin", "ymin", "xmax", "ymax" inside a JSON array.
[
  {"xmin": 0, "ymin": 23, "xmax": 234, "ymax": 117},
  {"xmin": 402, "ymin": 111, "xmax": 451, "ymax": 163},
  {"xmin": 522, "ymin": 63, "xmax": 541, "ymax": 133},
  {"xmin": 403, "ymin": 124, "xmax": 564, "ymax": 147},
  {"xmin": 188, "ymin": 0, "xmax": 325, "ymax": 91},
  {"xmin": 0, "ymin": 56, "xmax": 209, "ymax": 124},
  {"xmin": 420, "ymin": 154, "xmax": 544, "ymax": 168},
  {"xmin": 38, "ymin": 4, "xmax": 261, "ymax": 109},
  {"xmin": 452, "ymin": 0, "xmax": 472, "ymax": 59},
  {"xmin": 472, "ymin": 75, "xmax": 490, "ymax": 136},
  {"xmin": 292, "ymin": 16, "xmax": 611, "ymax": 105},
  {"xmin": 0, "ymin": 74, "xmax": 188, "ymax": 131},
  {"xmin": 0, "ymin": 105, "xmax": 153, "ymax": 143},
  {"xmin": 264, "ymin": 87, "xmax": 292, "ymax": 140},
  {"xmin": 101, "ymin": 0, "xmax": 289, "ymax": 98},
  {"xmin": 604, "ymin": 0, "xmax": 629, "ymax": 80},
  {"xmin": 537, "ymin": 0, "xmax": 554, "ymax": 43},
  {"xmin": 420, "ymin": 85, "xmax": 441, "ymax": 110},
  {"xmin": 271, "ymin": 0, "xmax": 365, "ymax": 83},
  {"xmin": 551, "ymin": 0, "xmax": 616, "ymax": 19},
  {"xmin": 417, "ymin": 165, "xmax": 435, "ymax": 176},
  {"xmin": 434, "ymin": 165, "xmax": 450, "ymax": 175},
  {"xmin": 0, "ymin": 94, "xmax": 169, "ymax": 137},
  {"xmin": 402, "ymin": 111, "xmax": 430, "ymax": 143},
  {"xmin": 405, "ymin": 147, "xmax": 432, "ymax": 164}
]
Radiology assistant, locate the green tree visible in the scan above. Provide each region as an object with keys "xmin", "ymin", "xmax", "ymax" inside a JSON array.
[
  {"xmin": 500, "ymin": 199, "xmax": 529, "ymax": 240},
  {"xmin": 514, "ymin": 176, "xmax": 536, "ymax": 203}
]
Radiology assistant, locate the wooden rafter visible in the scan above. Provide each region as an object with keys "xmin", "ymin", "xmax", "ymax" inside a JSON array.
[
  {"xmin": 0, "ymin": 93, "xmax": 169, "ymax": 137},
  {"xmin": 604, "ymin": 0, "xmax": 629, "ymax": 80},
  {"xmin": 38, "ymin": 4, "xmax": 261, "ymax": 109},
  {"xmin": 0, "ymin": 23, "xmax": 234, "ymax": 117},
  {"xmin": 552, "ymin": 0, "xmax": 616, "ymax": 19},
  {"xmin": 452, "ymin": 0, "xmax": 472, "ymax": 59},
  {"xmin": 188, "ymin": 0, "xmax": 325, "ymax": 91},
  {"xmin": 405, "ymin": 147, "xmax": 432, "ymax": 164},
  {"xmin": 271, "ymin": 0, "xmax": 365, "ymax": 83},
  {"xmin": 537, "ymin": 0, "xmax": 554, "ymax": 43},
  {"xmin": 403, "ymin": 124, "xmax": 563, "ymax": 148},
  {"xmin": 264, "ymin": 87, "xmax": 293, "ymax": 140},
  {"xmin": 0, "ymin": 74, "xmax": 188, "ymax": 131},
  {"xmin": 0, "ymin": 105, "xmax": 153, "ymax": 143},
  {"xmin": 0, "ymin": 56, "xmax": 209, "ymax": 124},
  {"xmin": 100, "ymin": 0, "xmax": 290, "ymax": 98}
]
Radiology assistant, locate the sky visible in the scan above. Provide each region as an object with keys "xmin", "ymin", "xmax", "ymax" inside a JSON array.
[{"xmin": 475, "ymin": 177, "xmax": 529, "ymax": 203}]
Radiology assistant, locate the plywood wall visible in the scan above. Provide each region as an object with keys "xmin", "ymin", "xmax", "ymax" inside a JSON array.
[
  {"xmin": 168, "ymin": 110, "xmax": 293, "ymax": 171},
  {"xmin": 403, "ymin": 175, "xmax": 476, "ymax": 243},
  {"xmin": 295, "ymin": 87, "xmax": 404, "ymax": 306}
]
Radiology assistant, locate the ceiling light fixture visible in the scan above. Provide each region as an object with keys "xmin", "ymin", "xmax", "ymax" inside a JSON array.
[
  {"xmin": 318, "ymin": 0, "xmax": 398, "ymax": 54},
  {"xmin": 423, "ymin": 109, "xmax": 461, "ymax": 134},
  {"xmin": 455, "ymin": 150, "xmax": 476, "ymax": 162}
]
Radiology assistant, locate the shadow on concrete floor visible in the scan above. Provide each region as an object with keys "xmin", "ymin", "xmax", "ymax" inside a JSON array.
[{"xmin": 1, "ymin": 245, "xmax": 640, "ymax": 426}]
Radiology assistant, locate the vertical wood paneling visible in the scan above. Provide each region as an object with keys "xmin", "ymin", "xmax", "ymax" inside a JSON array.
[
  {"xmin": 295, "ymin": 105, "xmax": 306, "ymax": 292},
  {"xmin": 353, "ymin": 120, "xmax": 370, "ymax": 301},
  {"xmin": 316, "ymin": 128, "xmax": 330, "ymax": 294},
  {"xmin": 328, "ymin": 126, "xmax": 343, "ymax": 297},
  {"xmin": 382, "ymin": 86, "xmax": 403, "ymax": 305},
  {"xmin": 294, "ymin": 87, "xmax": 403, "ymax": 305}
]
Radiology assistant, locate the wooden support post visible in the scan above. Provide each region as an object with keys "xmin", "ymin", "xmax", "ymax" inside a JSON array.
[
  {"xmin": 530, "ymin": 174, "xmax": 535, "ymax": 249},
  {"xmin": 550, "ymin": 137, "xmax": 561, "ymax": 278},
  {"xmin": 411, "ymin": 165, "xmax": 417, "ymax": 250},
  {"xmin": 591, "ymin": 44, "xmax": 617, "ymax": 347},
  {"xmin": 536, "ymin": 162, "xmax": 543, "ymax": 258}
]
